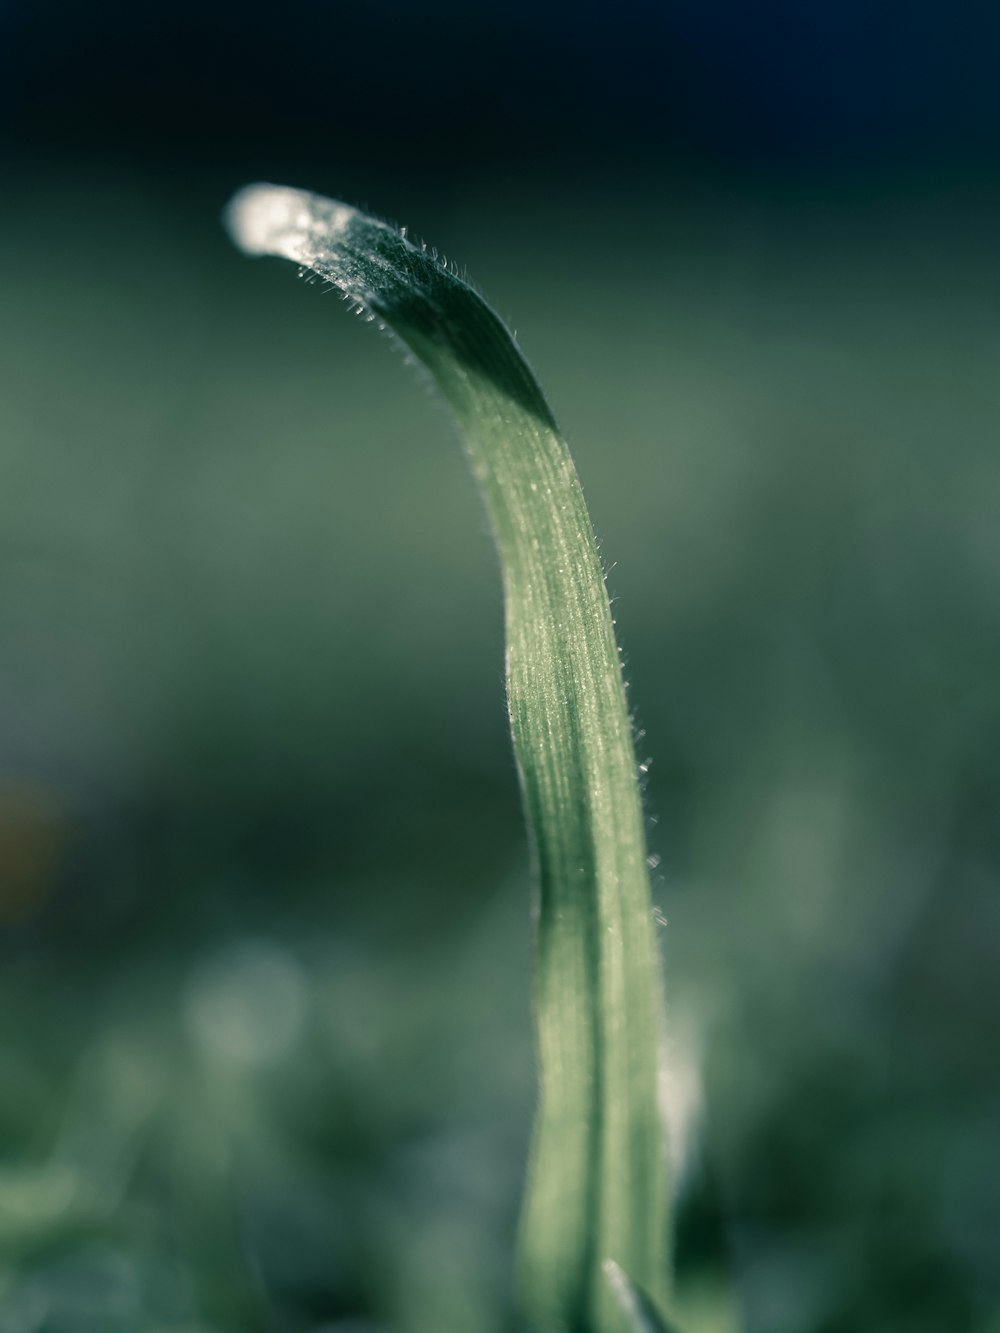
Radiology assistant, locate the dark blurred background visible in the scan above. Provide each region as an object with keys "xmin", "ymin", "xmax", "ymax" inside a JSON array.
[{"xmin": 1, "ymin": 3, "xmax": 999, "ymax": 1331}]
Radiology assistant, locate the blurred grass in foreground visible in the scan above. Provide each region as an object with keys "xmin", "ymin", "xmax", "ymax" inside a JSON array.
[{"xmin": 0, "ymin": 167, "xmax": 998, "ymax": 1332}]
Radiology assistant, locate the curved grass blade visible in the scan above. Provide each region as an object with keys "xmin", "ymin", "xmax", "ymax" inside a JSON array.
[
  {"xmin": 225, "ymin": 184, "xmax": 670, "ymax": 1333},
  {"xmin": 604, "ymin": 1261, "xmax": 681, "ymax": 1333}
]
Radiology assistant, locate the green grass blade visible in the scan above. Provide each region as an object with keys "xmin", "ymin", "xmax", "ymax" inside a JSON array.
[
  {"xmin": 603, "ymin": 1261, "xmax": 680, "ymax": 1333},
  {"xmin": 225, "ymin": 184, "xmax": 670, "ymax": 1333}
]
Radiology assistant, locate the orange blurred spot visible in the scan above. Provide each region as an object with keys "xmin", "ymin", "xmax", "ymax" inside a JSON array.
[{"xmin": 0, "ymin": 779, "xmax": 69, "ymax": 925}]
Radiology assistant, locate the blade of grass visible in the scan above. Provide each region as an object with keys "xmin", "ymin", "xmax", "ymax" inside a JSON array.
[
  {"xmin": 225, "ymin": 184, "xmax": 670, "ymax": 1333},
  {"xmin": 604, "ymin": 1260, "xmax": 681, "ymax": 1333}
]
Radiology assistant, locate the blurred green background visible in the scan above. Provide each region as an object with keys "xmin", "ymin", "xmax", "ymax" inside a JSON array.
[{"xmin": 2, "ymin": 3, "xmax": 1000, "ymax": 1331}]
